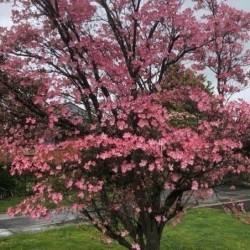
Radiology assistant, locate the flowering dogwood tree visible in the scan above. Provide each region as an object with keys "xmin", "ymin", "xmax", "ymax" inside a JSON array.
[{"xmin": 1, "ymin": 0, "xmax": 250, "ymax": 249}]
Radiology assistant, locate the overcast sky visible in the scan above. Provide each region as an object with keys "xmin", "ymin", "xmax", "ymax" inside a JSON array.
[{"xmin": 0, "ymin": 0, "xmax": 250, "ymax": 101}]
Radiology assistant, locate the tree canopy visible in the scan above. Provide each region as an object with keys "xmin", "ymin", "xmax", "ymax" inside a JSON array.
[{"xmin": 0, "ymin": 0, "xmax": 250, "ymax": 249}]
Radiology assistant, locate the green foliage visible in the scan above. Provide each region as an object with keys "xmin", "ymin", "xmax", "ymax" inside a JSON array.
[
  {"xmin": 160, "ymin": 65, "xmax": 214, "ymax": 129},
  {"xmin": 0, "ymin": 164, "xmax": 16, "ymax": 199},
  {"xmin": 162, "ymin": 64, "xmax": 213, "ymax": 93},
  {"xmin": 0, "ymin": 164, "xmax": 33, "ymax": 199}
]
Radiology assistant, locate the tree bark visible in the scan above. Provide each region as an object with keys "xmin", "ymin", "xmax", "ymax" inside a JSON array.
[
  {"xmin": 141, "ymin": 214, "xmax": 162, "ymax": 250},
  {"xmin": 145, "ymin": 228, "xmax": 161, "ymax": 250}
]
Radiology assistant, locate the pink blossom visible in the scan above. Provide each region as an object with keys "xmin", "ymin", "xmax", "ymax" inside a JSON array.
[
  {"xmin": 191, "ymin": 181, "xmax": 199, "ymax": 191},
  {"xmin": 120, "ymin": 230, "xmax": 129, "ymax": 237},
  {"xmin": 66, "ymin": 180, "xmax": 73, "ymax": 188},
  {"xmin": 50, "ymin": 192, "xmax": 63, "ymax": 204},
  {"xmin": 155, "ymin": 215, "xmax": 161, "ymax": 222},
  {"xmin": 132, "ymin": 243, "xmax": 141, "ymax": 250}
]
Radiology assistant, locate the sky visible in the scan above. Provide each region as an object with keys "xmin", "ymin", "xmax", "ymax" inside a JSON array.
[
  {"xmin": 0, "ymin": 3, "xmax": 11, "ymax": 27},
  {"xmin": 0, "ymin": 0, "xmax": 250, "ymax": 101}
]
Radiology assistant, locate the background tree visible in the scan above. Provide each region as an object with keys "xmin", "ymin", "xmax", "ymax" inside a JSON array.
[
  {"xmin": 0, "ymin": 0, "xmax": 250, "ymax": 249},
  {"xmin": 192, "ymin": 0, "xmax": 250, "ymax": 96}
]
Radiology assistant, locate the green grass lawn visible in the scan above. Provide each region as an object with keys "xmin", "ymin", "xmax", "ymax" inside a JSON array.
[
  {"xmin": 0, "ymin": 225, "xmax": 124, "ymax": 250},
  {"xmin": 0, "ymin": 208, "xmax": 249, "ymax": 250},
  {"xmin": 163, "ymin": 208, "xmax": 250, "ymax": 249},
  {"xmin": 0, "ymin": 197, "xmax": 24, "ymax": 214}
]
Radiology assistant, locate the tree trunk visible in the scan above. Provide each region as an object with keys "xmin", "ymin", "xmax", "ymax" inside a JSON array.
[
  {"xmin": 145, "ymin": 237, "xmax": 161, "ymax": 250},
  {"xmin": 145, "ymin": 230, "xmax": 161, "ymax": 250},
  {"xmin": 143, "ymin": 218, "xmax": 162, "ymax": 250}
]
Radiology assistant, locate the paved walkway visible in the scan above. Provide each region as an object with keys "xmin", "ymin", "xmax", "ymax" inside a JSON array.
[
  {"xmin": 0, "ymin": 186, "xmax": 249, "ymax": 237},
  {"xmin": 0, "ymin": 212, "xmax": 84, "ymax": 236},
  {"xmin": 199, "ymin": 186, "xmax": 250, "ymax": 206}
]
